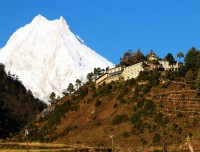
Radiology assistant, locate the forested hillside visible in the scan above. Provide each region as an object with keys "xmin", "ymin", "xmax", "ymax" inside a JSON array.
[{"xmin": 0, "ymin": 64, "xmax": 46, "ymax": 138}]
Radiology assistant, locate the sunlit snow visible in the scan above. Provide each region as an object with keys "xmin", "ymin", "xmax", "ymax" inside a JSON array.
[{"xmin": 0, "ymin": 15, "xmax": 114, "ymax": 103}]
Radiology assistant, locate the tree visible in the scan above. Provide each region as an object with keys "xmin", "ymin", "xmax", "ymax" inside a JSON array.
[
  {"xmin": 184, "ymin": 47, "xmax": 200, "ymax": 73},
  {"xmin": 164, "ymin": 53, "xmax": 175, "ymax": 65},
  {"xmin": 67, "ymin": 83, "xmax": 75, "ymax": 94},
  {"xmin": 106, "ymin": 66, "xmax": 109, "ymax": 72},
  {"xmin": 119, "ymin": 49, "xmax": 146, "ymax": 67},
  {"xmin": 196, "ymin": 69, "xmax": 200, "ymax": 97},
  {"xmin": 130, "ymin": 49, "xmax": 146, "ymax": 64},
  {"xmin": 93, "ymin": 67, "xmax": 104, "ymax": 79},
  {"xmin": 50, "ymin": 92, "xmax": 56, "ymax": 101},
  {"xmin": 119, "ymin": 50, "xmax": 132, "ymax": 66},
  {"xmin": 75, "ymin": 79, "xmax": 82, "ymax": 89},
  {"xmin": 62, "ymin": 89, "xmax": 68, "ymax": 96},
  {"xmin": 177, "ymin": 52, "xmax": 184, "ymax": 62},
  {"xmin": 87, "ymin": 72, "xmax": 94, "ymax": 83}
]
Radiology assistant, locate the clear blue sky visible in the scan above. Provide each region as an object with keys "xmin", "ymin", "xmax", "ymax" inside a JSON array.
[{"xmin": 1, "ymin": 0, "xmax": 200, "ymax": 64}]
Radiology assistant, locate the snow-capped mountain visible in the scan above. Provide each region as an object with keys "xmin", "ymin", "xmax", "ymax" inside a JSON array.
[{"xmin": 0, "ymin": 15, "xmax": 114, "ymax": 103}]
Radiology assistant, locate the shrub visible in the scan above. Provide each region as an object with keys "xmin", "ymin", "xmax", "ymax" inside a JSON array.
[
  {"xmin": 106, "ymin": 83, "xmax": 112, "ymax": 91},
  {"xmin": 78, "ymin": 86, "xmax": 88, "ymax": 99},
  {"xmin": 193, "ymin": 118, "xmax": 198, "ymax": 126},
  {"xmin": 141, "ymin": 84, "xmax": 151, "ymax": 93},
  {"xmin": 172, "ymin": 123, "xmax": 178, "ymax": 132},
  {"xmin": 92, "ymin": 91, "xmax": 99, "ymax": 98},
  {"xmin": 94, "ymin": 99, "xmax": 102, "ymax": 107},
  {"xmin": 71, "ymin": 104, "xmax": 79, "ymax": 111},
  {"xmin": 137, "ymin": 100, "xmax": 144, "ymax": 108},
  {"xmin": 122, "ymin": 131, "xmax": 130, "ymax": 138},
  {"xmin": 153, "ymin": 133, "xmax": 161, "ymax": 146},
  {"xmin": 143, "ymin": 100, "xmax": 156, "ymax": 116},
  {"xmin": 127, "ymin": 78, "xmax": 137, "ymax": 87},
  {"xmin": 130, "ymin": 113, "xmax": 141, "ymax": 124},
  {"xmin": 117, "ymin": 92, "xmax": 124, "ymax": 100},
  {"xmin": 113, "ymin": 103, "xmax": 118, "ymax": 108},
  {"xmin": 137, "ymin": 71, "xmax": 149, "ymax": 81},
  {"xmin": 119, "ymin": 98, "xmax": 127, "ymax": 104},
  {"xmin": 111, "ymin": 114, "xmax": 127, "ymax": 125},
  {"xmin": 176, "ymin": 112, "xmax": 183, "ymax": 118},
  {"xmin": 140, "ymin": 138, "xmax": 147, "ymax": 145}
]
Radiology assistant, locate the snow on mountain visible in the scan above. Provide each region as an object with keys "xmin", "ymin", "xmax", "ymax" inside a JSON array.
[{"xmin": 0, "ymin": 14, "xmax": 114, "ymax": 103}]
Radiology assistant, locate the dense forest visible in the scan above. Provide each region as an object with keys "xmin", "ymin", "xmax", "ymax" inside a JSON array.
[{"xmin": 0, "ymin": 64, "xmax": 46, "ymax": 138}]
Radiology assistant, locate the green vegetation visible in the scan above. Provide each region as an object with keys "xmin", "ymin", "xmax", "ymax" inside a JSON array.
[
  {"xmin": 119, "ymin": 49, "xmax": 146, "ymax": 67},
  {"xmin": 111, "ymin": 114, "xmax": 127, "ymax": 125}
]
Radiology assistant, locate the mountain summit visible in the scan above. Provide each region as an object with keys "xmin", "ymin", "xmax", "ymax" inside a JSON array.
[{"xmin": 0, "ymin": 15, "xmax": 114, "ymax": 103}]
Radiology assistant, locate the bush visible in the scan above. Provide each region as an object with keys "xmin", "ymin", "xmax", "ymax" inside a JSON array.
[
  {"xmin": 106, "ymin": 83, "xmax": 112, "ymax": 91},
  {"xmin": 113, "ymin": 103, "xmax": 118, "ymax": 108},
  {"xmin": 117, "ymin": 92, "xmax": 124, "ymax": 100},
  {"xmin": 137, "ymin": 100, "xmax": 144, "ymax": 108},
  {"xmin": 130, "ymin": 113, "xmax": 141, "ymax": 124},
  {"xmin": 78, "ymin": 86, "xmax": 88, "ymax": 99},
  {"xmin": 71, "ymin": 104, "xmax": 79, "ymax": 111},
  {"xmin": 140, "ymin": 138, "xmax": 147, "ymax": 145},
  {"xmin": 176, "ymin": 112, "xmax": 183, "ymax": 118},
  {"xmin": 111, "ymin": 115, "xmax": 127, "ymax": 125},
  {"xmin": 94, "ymin": 99, "xmax": 102, "ymax": 107},
  {"xmin": 153, "ymin": 133, "xmax": 161, "ymax": 146},
  {"xmin": 142, "ymin": 84, "xmax": 151, "ymax": 93},
  {"xmin": 119, "ymin": 98, "xmax": 127, "ymax": 104},
  {"xmin": 137, "ymin": 71, "xmax": 149, "ymax": 81},
  {"xmin": 92, "ymin": 91, "xmax": 99, "ymax": 98},
  {"xmin": 122, "ymin": 131, "xmax": 130, "ymax": 138}
]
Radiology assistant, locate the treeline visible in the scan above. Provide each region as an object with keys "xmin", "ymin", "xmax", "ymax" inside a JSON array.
[
  {"xmin": 0, "ymin": 64, "xmax": 46, "ymax": 138},
  {"xmin": 119, "ymin": 49, "xmax": 182, "ymax": 67}
]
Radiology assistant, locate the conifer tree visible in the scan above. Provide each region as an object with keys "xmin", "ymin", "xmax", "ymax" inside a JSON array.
[
  {"xmin": 164, "ymin": 53, "xmax": 175, "ymax": 65},
  {"xmin": 67, "ymin": 83, "xmax": 75, "ymax": 94}
]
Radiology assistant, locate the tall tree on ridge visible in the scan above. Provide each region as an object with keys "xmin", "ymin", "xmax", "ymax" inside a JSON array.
[
  {"xmin": 177, "ymin": 52, "xmax": 184, "ymax": 62},
  {"xmin": 164, "ymin": 53, "xmax": 175, "ymax": 65},
  {"xmin": 67, "ymin": 83, "xmax": 75, "ymax": 94}
]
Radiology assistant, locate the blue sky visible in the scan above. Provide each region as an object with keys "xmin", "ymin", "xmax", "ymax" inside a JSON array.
[{"xmin": 1, "ymin": 0, "xmax": 200, "ymax": 64}]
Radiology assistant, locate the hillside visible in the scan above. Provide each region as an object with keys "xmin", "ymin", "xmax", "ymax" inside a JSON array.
[
  {"xmin": 0, "ymin": 64, "xmax": 46, "ymax": 138},
  {"xmin": 10, "ymin": 48, "xmax": 200, "ymax": 151},
  {"xmin": 23, "ymin": 76, "xmax": 200, "ymax": 151}
]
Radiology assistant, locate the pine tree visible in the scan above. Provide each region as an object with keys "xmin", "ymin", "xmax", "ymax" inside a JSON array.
[
  {"xmin": 184, "ymin": 47, "xmax": 200, "ymax": 72},
  {"xmin": 67, "ymin": 83, "xmax": 75, "ymax": 94}
]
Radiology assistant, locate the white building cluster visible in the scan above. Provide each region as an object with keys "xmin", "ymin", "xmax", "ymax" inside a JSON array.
[{"xmin": 96, "ymin": 52, "xmax": 182, "ymax": 86}]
